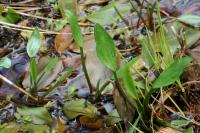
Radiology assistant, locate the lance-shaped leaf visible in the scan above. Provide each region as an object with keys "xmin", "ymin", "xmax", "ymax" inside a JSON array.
[
  {"xmin": 122, "ymin": 67, "xmax": 138, "ymax": 99},
  {"xmin": 27, "ymin": 28, "xmax": 41, "ymax": 58},
  {"xmin": 153, "ymin": 56, "xmax": 193, "ymax": 89},
  {"xmin": 64, "ymin": 9, "xmax": 83, "ymax": 47},
  {"xmin": 177, "ymin": 14, "xmax": 200, "ymax": 28},
  {"xmin": 94, "ymin": 23, "xmax": 117, "ymax": 71}
]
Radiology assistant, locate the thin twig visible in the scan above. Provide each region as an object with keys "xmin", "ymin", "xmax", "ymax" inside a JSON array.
[
  {"xmin": 17, "ymin": 0, "xmax": 35, "ymax": 4},
  {"xmin": 0, "ymin": 74, "xmax": 37, "ymax": 101},
  {"xmin": 0, "ymin": 21, "xmax": 131, "ymax": 35},
  {"xmin": 183, "ymin": 81, "xmax": 200, "ymax": 86}
]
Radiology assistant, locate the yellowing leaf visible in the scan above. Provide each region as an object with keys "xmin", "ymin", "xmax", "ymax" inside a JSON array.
[{"xmin": 64, "ymin": 99, "xmax": 97, "ymax": 120}]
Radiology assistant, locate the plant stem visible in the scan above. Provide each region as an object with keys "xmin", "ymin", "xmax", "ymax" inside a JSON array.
[
  {"xmin": 80, "ymin": 47, "xmax": 93, "ymax": 93},
  {"xmin": 112, "ymin": 0, "xmax": 128, "ymax": 26},
  {"xmin": 113, "ymin": 72, "xmax": 134, "ymax": 109},
  {"xmin": 95, "ymin": 80, "xmax": 111, "ymax": 99},
  {"xmin": 143, "ymin": 88, "xmax": 154, "ymax": 113}
]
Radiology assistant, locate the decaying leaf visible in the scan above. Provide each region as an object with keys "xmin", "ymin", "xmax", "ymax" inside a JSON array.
[
  {"xmin": 158, "ymin": 127, "xmax": 182, "ymax": 133},
  {"xmin": 106, "ymin": 109, "xmax": 121, "ymax": 126},
  {"xmin": 58, "ymin": 0, "xmax": 78, "ymax": 18},
  {"xmin": 15, "ymin": 107, "xmax": 52, "ymax": 125},
  {"xmin": 87, "ymin": 1, "xmax": 131, "ymax": 25},
  {"xmin": 54, "ymin": 26, "xmax": 79, "ymax": 53},
  {"xmin": 80, "ymin": 0, "xmax": 109, "ymax": 6},
  {"xmin": 113, "ymin": 86, "xmax": 135, "ymax": 130},
  {"xmin": 78, "ymin": 116, "xmax": 103, "ymax": 129},
  {"xmin": 63, "ymin": 99, "xmax": 98, "ymax": 120}
]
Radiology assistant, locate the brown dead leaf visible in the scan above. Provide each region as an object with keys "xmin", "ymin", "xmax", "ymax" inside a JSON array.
[
  {"xmin": 58, "ymin": 0, "xmax": 78, "ymax": 18},
  {"xmin": 62, "ymin": 55, "xmax": 81, "ymax": 69},
  {"xmin": 90, "ymin": 127, "xmax": 114, "ymax": 133},
  {"xmin": 0, "ymin": 48, "xmax": 12, "ymax": 58},
  {"xmin": 54, "ymin": 26, "xmax": 79, "ymax": 53},
  {"xmin": 159, "ymin": 0, "xmax": 200, "ymax": 16},
  {"xmin": 17, "ymin": 19, "xmax": 29, "ymax": 27},
  {"xmin": 80, "ymin": 0, "xmax": 109, "ymax": 6},
  {"xmin": 113, "ymin": 85, "xmax": 135, "ymax": 130},
  {"xmin": 158, "ymin": 127, "xmax": 182, "ymax": 133},
  {"xmin": 57, "ymin": 117, "xmax": 65, "ymax": 133},
  {"xmin": 188, "ymin": 44, "xmax": 200, "ymax": 63},
  {"xmin": 78, "ymin": 116, "xmax": 103, "ymax": 129}
]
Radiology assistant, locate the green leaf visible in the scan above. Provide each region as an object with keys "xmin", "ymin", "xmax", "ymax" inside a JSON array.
[
  {"xmin": 6, "ymin": 8, "xmax": 20, "ymax": 24},
  {"xmin": 64, "ymin": 9, "xmax": 83, "ymax": 47},
  {"xmin": 184, "ymin": 127, "xmax": 194, "ymax": 133},
  {"xmin": 16, "ymin": 107, "xmax": 52, "ymax": 125},
  {"xmin": 94, "ymin": 23, "xmax": 117, "ymax": 71},
  {"xmin": 88, "ymin": 2, "xmax": 131, "ymax": 25},
  {"xmin": 27, "ymin": 29, "xmax": 41, "ymax": 58},
  {"xmin": 177, "ymin": 14, "xmax": 200, "ymax": 28},
  {"xmin": 43, "ymin": 57, "xmax": 58, "ymax": 73},
  {"xmin": 0, "ymin": 6, "xmax": 3, "ymax": 14},
  {"xmin": 64, "ymin": 99, "xmax": 98, "ymax": 119},
  {"xmin": 0, "ymin": 56, "xmax": 11, "ymax": 68},
  {"xmin": 30, "ymin": 58, "xmax": 38, "ymax": 83},
  {"xmin": 153, "ymin": 56, "xmax": 193, "ymax": 88},
  {"xmin": 116, "ymin": 56, "xmax": 139, "ymax": 78},
  {"xmin": 106, "ymin": 109, "xmax": 121, "ymax": 126},
  {"xmin": 36, "ymin": 57, "xmax": 58, "ymax": 83},
  {"xmin": 122, "ymin": 67, "xmax": 138, "ymax": 99},
  {"xmin": 171, "ymin": 119, "xmax": 191, "ymax": 128},
  {"xmin": 0, "ymin": 8, "xmax": 20, "ymax": 24}
]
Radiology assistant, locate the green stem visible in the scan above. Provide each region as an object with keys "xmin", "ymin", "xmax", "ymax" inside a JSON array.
[
  {"xmin": 113, "ymin": 72, "xmax": 134, "ymax": 109},
  {"xmin": 112, "ymin": 0, "xmax": 128, "ymax": 26},
  {"xmin": 143, "ymin": 88, "xmax": 154, "ymax": 113},
  {"xmin": 95, "ymin": 80, "xmax": 111, "ymax": 99},
  {"xmin": 80, "ymin": 47, "xmax": 93, "ymax": 93}
]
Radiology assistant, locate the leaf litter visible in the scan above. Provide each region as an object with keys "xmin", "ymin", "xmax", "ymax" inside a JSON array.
[{"xmin": 0, "ymin": 0, "xmax": 199, "ymax": 132}]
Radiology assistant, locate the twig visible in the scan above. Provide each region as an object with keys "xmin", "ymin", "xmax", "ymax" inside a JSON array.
[
  {"xmin": 17, "ymin": 0, "xmax": 35, "ymax": 4},
  {"xmin": 183, "ymin": 81, "xmax": 200, "ymax": 86},
  {"xmin": 0, "ymin": 74, "xmax": 37, "ymax": 101},
  {"xmin": 0, "ymin": 21, "xmax": 131, "ymax": 35}
]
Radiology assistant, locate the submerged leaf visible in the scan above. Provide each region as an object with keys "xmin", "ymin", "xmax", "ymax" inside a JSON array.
[
  {"xmin": 94, "ymin": 23, "xmax": 117, "ymax": 71},
  {"xmin": 153, "ymin": 56, "xmax": 193, "ymax": 88},
  {"xmin": 27, "ymin": 29, "xmax": 41, "ymax": 58}
]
